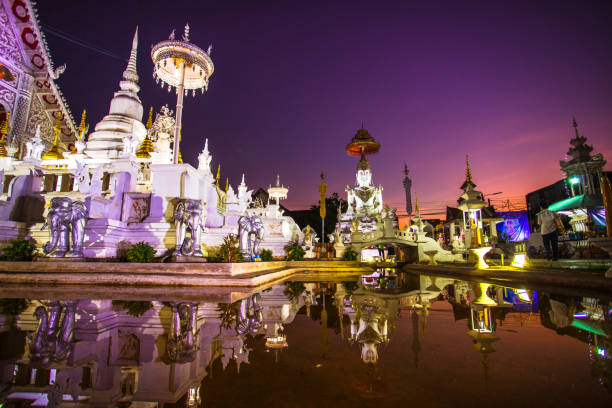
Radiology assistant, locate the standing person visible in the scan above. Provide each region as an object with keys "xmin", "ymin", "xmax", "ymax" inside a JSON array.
[{"xmin": 537, "ymin": 201, "xmax": 560, "ymax": 260}]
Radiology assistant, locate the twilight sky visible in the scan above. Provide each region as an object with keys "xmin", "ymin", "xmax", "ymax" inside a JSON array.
[{"xmin": 37, "ymin": 0, "xmax": 612, "ymax": 216}]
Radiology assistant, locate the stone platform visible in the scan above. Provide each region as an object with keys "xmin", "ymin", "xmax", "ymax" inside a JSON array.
[{"xmin": 0, "ymin": 260, "xmax": 372, "ymax": 288}]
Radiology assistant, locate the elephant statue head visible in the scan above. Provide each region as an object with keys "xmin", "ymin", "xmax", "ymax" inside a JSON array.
[
  {"xmin": 173, "ymin": 199, "xmax": 207, "ymax": 257},
  {"xmin": 167, "ymin": 302, "xmax": 200, "ymax": 363},
  {"xmin": 236, "ymin": 293, "xmax": 263, "ymax": 336},
  {"xmin": 42, "ymin": 197, "xmax": 88, "ymax": 258},
  {"xmin": 238, "ymin": 215, "xmax": 264, "ymax": 258}
]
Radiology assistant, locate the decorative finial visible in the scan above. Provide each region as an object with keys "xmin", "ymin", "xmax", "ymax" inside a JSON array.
[
  {"xmin": 42, "ymin": 112, "xmax": 64, "ymax": 160},
  {"xmin": 136, "ymin": 112, "xmax": 154, "ymax": 159},
  {"xmin": 276, "ymin": 174, "xmax": 280, "ymax": 187},
  {"xmin": 465, "ymin": 155, "xmax": 472, "ymax": 184},
  {"xmin": 53, "ymin": 111, "xmax": 62, "ymax": 135},
  {"xmin": 122, "ymin": 27, "xmax": 139, "ymax": 83},
  {"xmin": 240, "ymin": 173, "xmax": 245, "ymax": 185},
  {"xmin": 0, "ymin": 112, "xmax": 9, "ymax": 137},
  {"xmin": 414, "ymin": 192, "xmax": 419, "ymax": 214},
  {"xmin": 321, "ymin": 170, "xmax": 325, "ymax": 180},
  {"xmin": 404, "ymin": 163, "xmax": 409, "ymax": 176},
  {"xmin": 225, "ymin": 177, "xmax": 229, "ymax": 192},
  {"xmin": 216, "ymin": 164, "xmax": 221, "ymax": 186},
  {"xmin": 572, "ymin": 117, "xmax": 579, "ymax": 137},
  {"xmin": 169, "ymin": 29, "xmax": 176, "ymax": 40},
  {"xmin": 77, "ymin": 109, "xmax": 87, "ymax": 139},
  {"xmin": 146, "ymin": 106, "xmax": 153, "ymax": 129},
  {"xmin": 182, "ymin": 23, "xmax": 190, "ymax": 42},
  {"xmin": 0, "ymin": 112, "xmax": 9, "ymax": 158},
  {"xmin": 207, "ymin": 44, "xmax": 213, "ymax": 56}
]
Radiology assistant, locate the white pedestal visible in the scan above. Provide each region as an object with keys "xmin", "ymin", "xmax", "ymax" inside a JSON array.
[{"xmin": 469, "ymin": 246, "xmax": 492, "ymax": 269}]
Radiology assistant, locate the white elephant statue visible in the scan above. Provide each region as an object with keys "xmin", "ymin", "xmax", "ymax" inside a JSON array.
[
  {"xmin": 236, "ymin": 293, "xmax": 263, "ymax": 336},
  {"xmin": 42, "ymin": 197, "xmax": 88, "ymax": 258},
  {"xmin": 238, "ymin": 214, "xmax": 264, "ymax": 258},
  {"xmin": 173, "ymin": 199, "xmax": 206, "ymax": 257},
  {"xmin": 167, "ymin": 302, "xmax": 200, "ymax": 363}
]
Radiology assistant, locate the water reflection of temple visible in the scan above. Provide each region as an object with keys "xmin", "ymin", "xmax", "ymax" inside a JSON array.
[
  {"xmin": 0, "ymin": 282, "xmax": 312, "ymax": 406},
  {"xmin": 335, "ymin": 271, "xmax": 456, "ymax": 365},
  {"xmin": 1, "ymin": 276, "xmax": 610, "ymax": 404}
]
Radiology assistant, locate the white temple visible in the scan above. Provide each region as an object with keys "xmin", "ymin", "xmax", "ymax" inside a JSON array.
[{"xmin": 0, "ymin": 3, "xmax": 300, "ymax": 258}]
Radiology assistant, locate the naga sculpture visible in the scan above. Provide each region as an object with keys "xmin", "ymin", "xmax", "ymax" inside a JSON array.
[
  {"xmin": 238, "ymin": 214, "xmax": 264, "ymax": 258},
  {"xmin": 236, "ymin": 293, "xmax": 263, "ymax": 336},
  {"xmin": 29, "ymin": 300, "xmax": 77, "ymax": 365},
  {"xmin": 42, "ymin": 197, "xmax": 88, "ymax": 258},
  {"xmin": 167, "ymin": 302, "xmax": 200, "ymax": 363},
  {"xmin": 173, "ymin": 199, "xmax": 206, "ymax": 257}
]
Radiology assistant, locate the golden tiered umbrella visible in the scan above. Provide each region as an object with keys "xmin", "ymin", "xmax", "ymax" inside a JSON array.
[
  {"xmin": 42, "ymin": 112, "xmax": 65, "ymax": 160},
  {"xmin": 136, "ymin": 106, "xmax": 155, "ymax": 158}
]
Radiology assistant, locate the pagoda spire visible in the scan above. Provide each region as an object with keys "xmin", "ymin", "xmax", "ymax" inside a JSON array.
[
  {"xmin": 123, "ymin": 26, "xmax": 139, "ymax": 84},
  {"xmin": 414, "ymin": 192, "xmax": 419, "ymax": 215},
  {"xmin": 572, "ymin": 117, "xmax": 579, "ymax": 138},
  {"xmin": 403, "ymin": 163, "xmax": 412, "ymax": 218},
  {"xmin": 465, "ymin": 155, "xmax": 472, "ymax": 184}
]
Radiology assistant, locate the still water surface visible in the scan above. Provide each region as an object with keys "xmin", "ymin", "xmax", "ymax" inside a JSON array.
[{"xmin": 0, "ymin": 270, "xmax": 610, "ymax": 407}]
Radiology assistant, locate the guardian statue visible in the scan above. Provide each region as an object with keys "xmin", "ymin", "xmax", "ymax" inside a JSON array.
[
  {"xmin": 42, "ymin": 197, "xmax": 88, "ymax": 258},
  {"xmin": 173, "ymin": 199, "xmax": 206, "ymax": 257},
  {"xmin": 238, "ymin": 214, "xmax": 264, "ymax": 258}
]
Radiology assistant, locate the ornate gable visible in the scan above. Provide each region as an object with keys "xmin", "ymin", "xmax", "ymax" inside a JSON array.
[{"xmin": 0, "ymin": 0, "xmax": 76, "ymax": 147}]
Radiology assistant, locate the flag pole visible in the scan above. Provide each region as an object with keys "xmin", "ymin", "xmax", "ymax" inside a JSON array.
[{"xmin": 319, "ymin": 170, "xmax": 327, "ymax": 251}]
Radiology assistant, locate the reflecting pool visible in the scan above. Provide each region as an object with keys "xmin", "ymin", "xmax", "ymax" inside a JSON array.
[{"xmin": 0, "ymin": 269, "xmax": 610, "ymax": 407}]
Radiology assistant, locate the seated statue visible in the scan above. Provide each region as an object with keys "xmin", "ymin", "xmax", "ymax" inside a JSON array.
[{"xmin": 345, "ymin": 154, "xmax": 383, "ymax": 216}]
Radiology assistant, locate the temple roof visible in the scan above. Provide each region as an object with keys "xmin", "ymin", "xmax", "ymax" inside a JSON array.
[{"xmin": 1, "ymin": 0, "xmax": 77, "ymax": 142}]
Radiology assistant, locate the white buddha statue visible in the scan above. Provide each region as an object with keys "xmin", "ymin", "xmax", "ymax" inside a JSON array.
[{"xmin": 346, "ymin": 153, "xmax": 383, "ymax": 216}]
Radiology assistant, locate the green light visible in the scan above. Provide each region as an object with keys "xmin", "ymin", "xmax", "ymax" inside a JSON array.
[
  {"xmin": 569, "ymin": 176, "xmax": 580, "ymax": 185},
  {"xmin": 547, "ymin": 194, "xmax": 584, "ymax": 212},
  {"xmin": 571, "ymin": 319, "xmax": 607, "ymax": 336}
]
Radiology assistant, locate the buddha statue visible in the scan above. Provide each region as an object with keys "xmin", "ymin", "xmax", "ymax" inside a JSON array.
[{"xmin": 346, "ymin": 153, "xmax": 383, "ymax": 216}]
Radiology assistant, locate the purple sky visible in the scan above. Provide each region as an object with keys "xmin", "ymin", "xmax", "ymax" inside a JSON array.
[{"xmin": 38, "ymin": 0, "xmax": 612, "ymax": 216}]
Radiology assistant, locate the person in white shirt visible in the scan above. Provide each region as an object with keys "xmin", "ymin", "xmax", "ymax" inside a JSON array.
[{"xmin": 537, "ymin": 201, "xmax": 560, "ymax": 260}]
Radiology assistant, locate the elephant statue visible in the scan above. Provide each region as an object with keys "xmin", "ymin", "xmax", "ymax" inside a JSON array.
[
  {"xmin": 236, "ymin": 293, "xmax": 263, "ymax": 336},
  {"xmin": 173, "ymin": 199, "xmax": 206, "ymax": 257},
  {"xmin": 28, "ymin": 300, "xmax": 77, "ymax": 366},
  {"xmin": 42, "ymin": 197, "xmax": 88, "ymax": 258},
  {"xmin": 238, "ymin": 215, "xmax": 264, "ymax": 258},
  {"xmin": 167, "ymin": 302, "xmax": 200, "ymax": 363}
]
